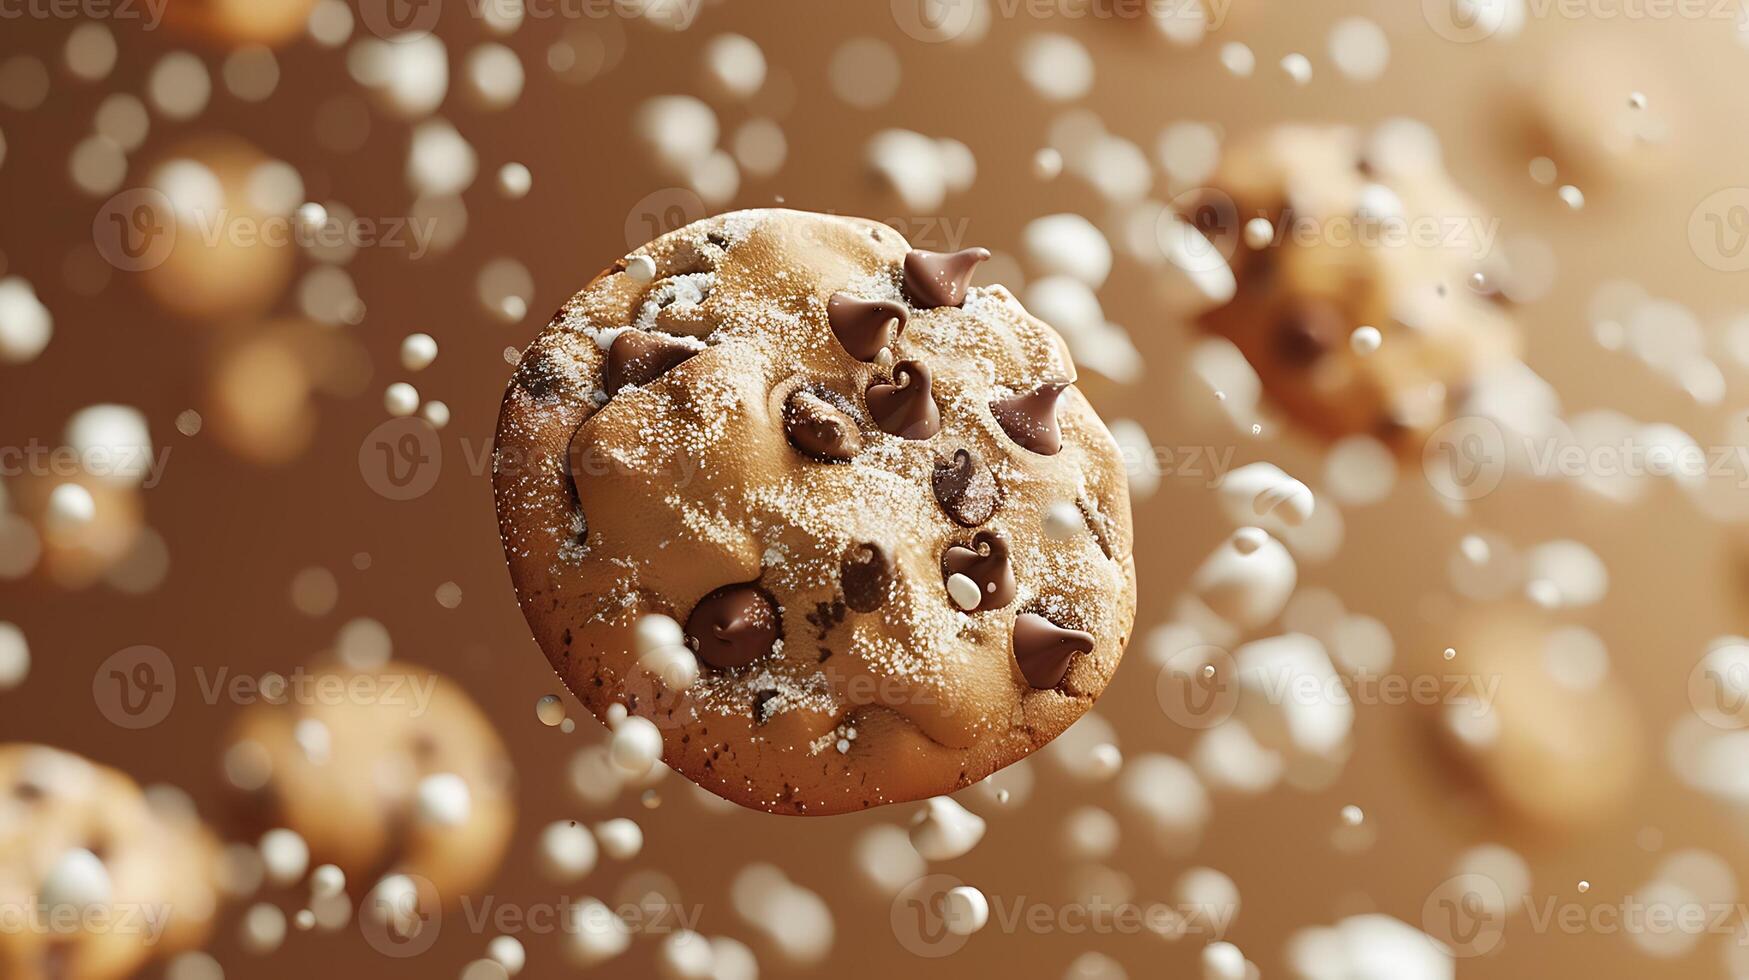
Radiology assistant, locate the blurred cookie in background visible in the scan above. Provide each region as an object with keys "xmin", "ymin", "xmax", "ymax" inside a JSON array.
[
  {"xmin": 118, "ymin": 137, "xmax": 300, "ymax": 323},
  {"xmin": 1181, "ymin": 123, "xmax": 1527, "ymax": 452},
  {"xmin": 1424, "ymin": 607, "xmax": 1642, "ymax": 830},
  {"xmin": 0, "ymin": 745, "xmax": 222, "ymax": 980},
  {"xmin": 221, "ymin": 662, "xmax": 516, "ymax": 907},
  {"xmin": 204, "ymin": 319, "xmax": 371, "ymax": 468}
]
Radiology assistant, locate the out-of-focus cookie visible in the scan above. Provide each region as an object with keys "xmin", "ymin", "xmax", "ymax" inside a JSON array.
[
  {"xmin": 494, "ymin": 209, "xmax": 1137, "ymax": 815},
  {"xmin": 1185, "ymin": 124, "xmax": 1521, "ymax": 450},
  {"xmin": 223, "ymin": 662, "xmax": 515, "ymax": 902},
  {"xmin": 0, "ymin": 745, "xmax": 221, "ymax": 980},
  {"xmin": 1424, "ymin": 608, "xmax": 1642, "ymax": 828}
]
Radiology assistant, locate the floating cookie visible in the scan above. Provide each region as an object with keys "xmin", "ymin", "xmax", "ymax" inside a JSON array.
[
  {"xmin": 1184, "ymin": 124, "xmax": 1522, "ymax": 450},
  {"xmin": 223, "ymin": 662, "xmax": 515, "ymax": 902},
  {"xmin": 0, "ymin": 745, "xmax": 222, "ymax": 980},
  {"xmin": 493, "ymin": 210, "xmax": 1137, "ymax": 815}
]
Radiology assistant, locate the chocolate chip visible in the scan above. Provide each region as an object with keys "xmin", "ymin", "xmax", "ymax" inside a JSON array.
[
  {"xmin": 840, "ymin": 542, "xmax": 896, "ymax": 613},
  {"xmin": 606, "ymin": 330, "xmax": 698, "ymax": 395},
  {"xmin": 867, "ymin": 361, "xmax": 941, "ymax": 440},
  {"xmin": 1012, "ymin": 613, "xmax": 1094, "ymax": 689},
  {"xmin": 784, "ymin": 390, "xmax": 863, "ymax": 461},
  {"xmin": 827, "ymin": 293, "xmax": 908, "ymax": 361},
  {"xmin": 1273, "ymin": 302, "xmax": 1341, "ymax": 367},
  {"xmin": 902, "ymin": 248, "xmax": 990, "ymax": 309},
  {"xmin": 932, "ymin": 449, "xmax": 998, "ymax": 526},
  {"xmin": 752, "ymin": 690, "xmax": 780, "ymax": 724},
  {"xmin": 686, "ymin": 585, "xmax": 780, "ymax": 670},
  {"xmin": 941, "ymin": 530, "xmax": 1016, "ymax": 611},
  {"xmin": 991, "ymin": 382, "xmax": 1068, "ymax": 455}
]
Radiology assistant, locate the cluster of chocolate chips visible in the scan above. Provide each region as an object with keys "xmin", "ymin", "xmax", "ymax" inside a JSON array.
[{"xmin": 665, "ymin": 246, "xmax": 1096, "ymax": 693}]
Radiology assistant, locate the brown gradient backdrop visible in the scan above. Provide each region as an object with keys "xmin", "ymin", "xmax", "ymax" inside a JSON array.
[{"xmin": 3, "ymin": 1, "xmax": 1749, "ymax": 978}]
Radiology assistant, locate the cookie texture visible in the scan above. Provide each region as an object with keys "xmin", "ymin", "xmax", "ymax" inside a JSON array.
[
  {"xmin": 0, "ymin": 745, "xmax": 221, "ymax": 980},
  {"xmin": 494, "ymin": 209, "xmax": 1137, "ymax": 815},
  {"xmin": 224, "ymin": 662, "xmax": 515, "ymax": 900},
  {"xmin": 1186, "ymin": 125, "xmax": 1521, "ymax": 449}
]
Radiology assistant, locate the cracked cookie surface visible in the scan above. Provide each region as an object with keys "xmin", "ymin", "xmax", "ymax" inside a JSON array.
[{"xmin": 494, "ymin": 209, "xmax": 1136, "ymax": 815}]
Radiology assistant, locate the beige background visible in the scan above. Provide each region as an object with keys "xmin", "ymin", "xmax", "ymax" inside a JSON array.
[{"xmin": 4, "ymin": 0, "xmax": 1749, "ymax": 977}]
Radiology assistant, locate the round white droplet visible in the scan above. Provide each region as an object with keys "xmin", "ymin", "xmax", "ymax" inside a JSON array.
[
  {"xmin": 241, "ymin": 902, "xmax": 287, "ymax": 954},
  {"xmin": 625, "ymin": 255, "xmax": 657, "ymax": 283},
  {"xmin": 535, "ymin": 695, "xmax": 567, "ymax": 727},
  {"xmin": 594, "ymin": 818, "xmax": 643, "ymax": 860},
  {"xmin": 1350, "ymin": 325, "xmax": 1381, "ymax": 355},
  {"xmin": 1243, "ymin": 217, "xmax": 1274, "ymax": 250},
  {"xmin": 538, "ymin": 821, "xmax": 597, "ymax": 882},
  {"xmin": 47, "ymin": 483, "xmax": 96, "ymax": 527},
  {"xmin": 310, "ymin": 864, "xmax": 345, "ymax": 899},
  {"xmin": 946, "ymin": 573, "xmax": 983, "ymax": 611},
  {"xmin": 416, "ymin": 773, "xmax": 473, "ymax": 827},
  {"xmin": 259, "ymin": 828, "xmax": 309, "ymax": 886},
  {"xmin": 1280, "ymin": 53, "xmax": 1313, "ymax": 85},
  {"xmin": 1558, "ymin": 184, "xmax": 1585, "ymax": 209},
  {"xmin": 0, "ymin": 622, "xmax": 28, "ymax": 690},
  {"xmin": 384, "ymin": 383, "xmax": 419, "ymax": 417},
  {"xmin": 41, "ymin": 849, "xmax": 111, "ymax": 911},
  {"xmin": 1033, "ymin": 147, "xmax": 1063, "ymax": 180},
  {"xmin": 1202, "ymin": 941, "xmax": 1247, "ymax": 980},
  {"xmin": 702, "ymin": 33, "xmax": 766, "ymax": 100},
  {"xmin": 498, "ymin": 163, "xmax": 532, "ymax": 199},
  {"xmin": 1220, "ymin": 42, "xmax": 1256, "ymax": 77},
  {"xmin": 400, "ymin": 333, "xmax": 438, "ymax": 371},
  {"xmin": 609, "ymin": 716, "xmax": 665, "ymax": 778},
  {"xmin": 488, "ymin": 935, "xmax": 527, "ymax": 975},
  {"xmin": 1044, "ymin": 500, "xmax": 1084, "ymax": 540},
  {"xmin": 943, "ymin": 885, "xmax": 989, "ymax": 936}
]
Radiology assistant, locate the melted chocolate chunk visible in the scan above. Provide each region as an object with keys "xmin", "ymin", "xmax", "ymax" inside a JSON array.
[
  {"xmin": 1272, "ymin": 302, "xmax": 1342, "ymax": 367},
  {"xmin": 902, "ymin": 248, "xmax": 990, "ymax": 309},
  {"xmin": 840, "ymin": 542, "xmax": 897, "ymax": 613},
  {"xmin": 606, "ymin": 330, "xmax": 698, "ymax": 395},
  {"xmin": 784, "ymin": 390, "xmax": 863, "ymax": 461},
  {"xmin": 932, "ymin": 449, "xmax": 998, "ymax": 526},
  {"xmin": 867, "ymin": 361, "xmax": 941, "ymax": 439},
  {"xmin": 991, "ymin": 382, "xmax": 1068, "ymax": 456},
  {"xmin": 941, "ymin": 530, "xmax": 1016, "ymax": 611},
  {"xmin": 686, "ymin": 585, "xmax": 780, "ymax": 670},
  {"xmin": 1012, "ymin": 613, "xmax": 1094, "ymax": 689},
  {"xmin": 827, "ymin": 293, "xmax": 908, "ymax": 361}
]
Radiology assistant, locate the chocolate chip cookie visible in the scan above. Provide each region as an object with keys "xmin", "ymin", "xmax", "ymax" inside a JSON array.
[
  {"xmin": 223, "ymin": 662, "xmax": 515, "ymax": 900},
  {"xmin": 494, "ymin": 209, "xmax": 1136, "ymax": 815},
  {"xmin": 0, "ymin": 745, "xmax": 221, "ymax": 980},
  {"xmin": 1185, "ymin": 124, "xmax": 1521, "ymax": 449}
]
